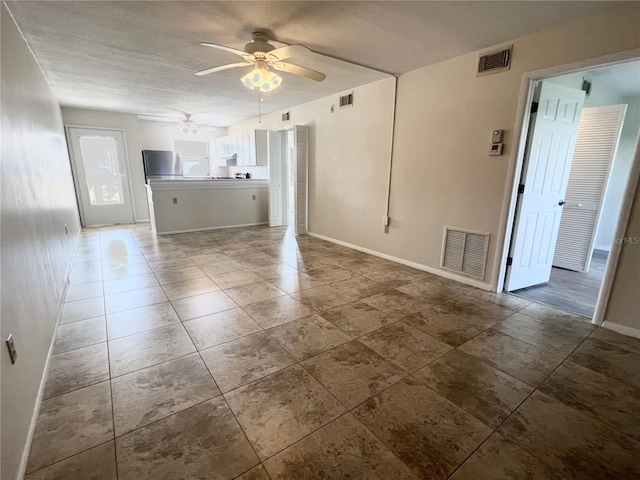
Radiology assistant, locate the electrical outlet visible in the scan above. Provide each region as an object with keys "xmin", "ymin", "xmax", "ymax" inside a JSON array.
[
  {"xmin": 252, "ymin": 195, "xmax": 256, "ymax": 200},
  {"xmin": 6, "ymin": 334, "xmax": 17, "ymax": 364},
  {"xmin": 330, "ymin": 105, "xmax": 335, "ymax": 114},
  {"xmin": 173, "ymin": 197, "xmax": 178, "ymax": 204}
]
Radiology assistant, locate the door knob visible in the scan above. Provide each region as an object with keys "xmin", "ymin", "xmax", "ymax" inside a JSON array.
[{"xmin": 558, "ymin": 200, "xmax": 566, "ymax": 206}]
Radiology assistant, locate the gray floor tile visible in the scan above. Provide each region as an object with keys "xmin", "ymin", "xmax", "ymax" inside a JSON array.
[
  {"xmin": 570, "ymin": 337, "xmax": 640, "ymax": 390},
  {"xmin": 414, "ymin": 350, "xmax": 533, "ymax": 428},
  {"xmin": 302, "ymin": 340, "xmax": 406, "ymax": 408},
  {"xmin": 225, "ymin": 365, "xmax": 346, "ymax": 460},
  {"xmin": 104, "ymin": 286, "xmax": 168, "ymax": 314},
  {"xmin": 106, "ymin": 302, "xmax": 179, "ymax": 339},
  {"xmin": 201, "ymin": 332, "xmax": 295, "ymax": 393},
  {"xmin": 61, "ymin": 297, "xmax": 105, "ymax": 324},
  {"xmin": 449, "ymin": 433, "xmax": 565, "ymax": 480},
  {"xmin": 108, "ymin": 323, "xmax": 196, "ymax": 377},
  {"xmin": 321, "ymin": 300, "xmax": 402, "ymax": 337},
  {"xmin": 171, "ymin": 290, "xmax": 238, "ymax": 321},
  {"xmin": 458, "ymin": 330, "xmax": 565, "ymax": 387},
  {"xmin": 184, "ymin": 308, "xmax": 262, "ymax": 350},
  {"xmin": 267, "ymin": 314, "xmax": 352, "ymax": 361},
  {"xmin": 242, "ymin": 295, "xmax": 314, "ymax": 329},
  {"xmin": 26, "ymin": 442, "xmax": 117, "ymax": 480},
  {"xmin": 499, "ymin": 391, "xmax": 640, "ymax": 480},
  {"xmin": 116, "ymin": 397, "xmax": 259, "ymax": 480},
  {"xmin": 353, "ymin": 377, "xmax": 492, "ymax": 480},
  {"xmin": 112, "ymin": 353, "xmax": 220, "ymax": 435},
  {"xmin": 53, "ymin": 316, "xmax": 106, "ymax": 354},
  {"xmin": 27, "ymin": 382, "xmax": 113, "ymax": 473},
  {"xmin": 360, "ymin": 321, "xmax": 452, "ymax": 372},
  {"xmin": 264, "ymin": 414, "xmax": 418, "ymax": 479},
  {"xmin": 44, "ymin": 343, "xmax": 109, "ymax": 398},
  {"xmin": 539, "ymin": 360, "xmax": 640, "ymax": 441}
]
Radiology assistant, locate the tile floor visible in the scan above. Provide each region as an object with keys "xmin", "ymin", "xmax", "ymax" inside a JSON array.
[{"xmin": 25, "ymin": 224, "xmax": 640, "ymax": 480}]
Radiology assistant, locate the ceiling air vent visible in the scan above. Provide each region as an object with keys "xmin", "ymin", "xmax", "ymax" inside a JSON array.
[
  {"xmin": 339, "ymin": 93, "xmax": 354, "ymax": 108},
  {"xmin": 441, "ymin": 227, "xmax": 490, "ymax": 280},
  {"xmin": 477, "ymin": 46, "xmax": 512, "ymax": 77}
]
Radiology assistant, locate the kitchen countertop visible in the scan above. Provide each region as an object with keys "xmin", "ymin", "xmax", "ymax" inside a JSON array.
[{"xmin": 148, "ymin": 177, "xmax": 268, "ymax": 191}]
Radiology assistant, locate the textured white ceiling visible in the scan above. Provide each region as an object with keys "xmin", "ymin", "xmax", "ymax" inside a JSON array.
[{"xmin": 6, "ymin": 1, "xmax": 627, "ymax": 126}]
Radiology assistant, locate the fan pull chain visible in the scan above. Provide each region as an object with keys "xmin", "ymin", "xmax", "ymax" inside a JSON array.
[{"xmin": 257, "ymin": 90, "xmax": 262, "ymax": 124}]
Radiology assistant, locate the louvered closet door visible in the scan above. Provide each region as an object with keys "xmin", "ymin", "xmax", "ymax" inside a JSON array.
[{"xmin": 553, "ymin": 105, "xmax": 627, "ymax": 272}]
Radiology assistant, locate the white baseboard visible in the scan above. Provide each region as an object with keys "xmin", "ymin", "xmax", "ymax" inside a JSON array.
[
  {"xmin": 157, "ymin": 222, "xmax": 268, "ymax": 235},
  {"xmin": 601, "ymin": 321, "xmax": 640, "ymax": 340},
  {"xmin": 307, "ymin": 231, "xmax": 492, "ymax": 291}
]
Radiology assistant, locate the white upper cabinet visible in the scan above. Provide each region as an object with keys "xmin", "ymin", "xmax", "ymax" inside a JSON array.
[{"xmin": 216, "ymin": 130, "xmax": 268, "ymax": 166}]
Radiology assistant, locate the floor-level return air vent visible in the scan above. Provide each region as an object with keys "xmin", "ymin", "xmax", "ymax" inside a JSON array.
[
  {"xmin": 477, "ymin": 45, "xmax": 512, "ymax": 77},
  {"xmin": 441, "ymin": 227, "xmax": 490, "ymax": 280}
]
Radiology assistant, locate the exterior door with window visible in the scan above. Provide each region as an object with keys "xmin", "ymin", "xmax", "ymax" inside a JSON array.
[{"xmin": 66, "ymin": 127, "xmax": 135, "ymax": 226}]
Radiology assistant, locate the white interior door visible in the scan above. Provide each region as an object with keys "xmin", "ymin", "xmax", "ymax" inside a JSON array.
[
  {"xmin": 505, "ymin": 81, "xmax": 585, "ymax": 291},
  {"xmin": 294, "ymin": 125, "xmax": 308, "ymax": 235},
  {"xmin": 553, "ymin": 104, "xmax": 627, "ymax": 272},
  {"xmin": 67, "ymin": 127, "xmax": 135, "ymax": 226},
  {"xmin": 268, "ymin": 130, "xmax": 284, "ymax": 227}
]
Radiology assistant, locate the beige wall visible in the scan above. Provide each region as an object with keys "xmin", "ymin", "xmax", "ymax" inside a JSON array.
[
  {"xmin": 231, "ymin": 3, "xmax": 640, "ymax": 292},
  {"xmin": 1, "ymin": 5, "xmax": 81, "ymax": 479},
  {"xmin": 61, "ymin": 108, "xmax": 150, "ymax": 221},
  {"xmin": 604, "ymin": 169, "xmax": 640, "ymax": 332},
  {"xmin": 228, "ymin": 77, "xmax": 396, "ymax": 254}
]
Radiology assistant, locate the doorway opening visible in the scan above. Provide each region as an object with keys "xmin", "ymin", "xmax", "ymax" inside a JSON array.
[
  {"xmin": 503, "ymin": 59, "xmax": 640, "ymax": 319},
  {"xmin": 268, "ymin": 125, "xmax": 308, "ymax": 235}
]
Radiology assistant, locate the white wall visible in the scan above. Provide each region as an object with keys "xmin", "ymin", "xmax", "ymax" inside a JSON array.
[
  {"xmin": 61, "ymin": 108, "xmax": 150, "ymax": 221},
  {"xmin": 596, "ymin": 96, "xmax": 640, "ymax": 250},
  {"xmin": 1, "ymin": 6, "xmax": 82, "ymax": 479},
  {"xmin": 228, "ymin": 3, "xmax": 640, "ymax": 290},
  {"xmin": 139, "ymin": 120, "xmax": 229, "ymax": 177}
]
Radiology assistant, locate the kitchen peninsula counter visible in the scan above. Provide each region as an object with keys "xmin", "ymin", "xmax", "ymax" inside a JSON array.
[{"xmin": 147, "ymin": 178, "xmax": 269, "ymax": 234}]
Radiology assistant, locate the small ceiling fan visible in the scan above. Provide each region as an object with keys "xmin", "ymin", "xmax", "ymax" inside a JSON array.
[{"xmin": 196, "ymin": 31, "xmax": 326, "ymax": 92}]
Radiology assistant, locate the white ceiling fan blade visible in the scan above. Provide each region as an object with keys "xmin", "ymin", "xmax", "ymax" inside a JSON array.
[
  {"xmin": 266, "ymin": 44, "xmax": 310, "ymax": 62},
  {"xmin": 195, "ymin": 62, "xmax": 252, "ymax": 76},
  {"xmin": 200, "ymin": 42, "xmax": 252, "ymax": 60},
  {"xmin": 272, "ymin": 62, "xmax": 326, "ymax": 81}
]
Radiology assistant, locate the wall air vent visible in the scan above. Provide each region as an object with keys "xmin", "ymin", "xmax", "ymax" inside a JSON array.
[
  {"xmin": 477, "ymin": 46, "xmax": 512, "ymax": 77},
  {"xmin": 282, "ymin": 111, "xmax": 290, "ymax": 121},
  {"xmin": 339, "ymin": 93, "xmax": 354, "ymax": 108},
  {"xmin": 441, "ymin": 227, "xmax": 490, "ymax": 280}
]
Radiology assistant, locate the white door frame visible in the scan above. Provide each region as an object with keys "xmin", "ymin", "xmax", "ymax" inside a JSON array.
[
  {"xmin": 495, "ymin": 48, "xmax": 640, "ymax": 326},
  {"xmin": 65, "ymin": 125, "xmax": 136, "ymax": 226}
]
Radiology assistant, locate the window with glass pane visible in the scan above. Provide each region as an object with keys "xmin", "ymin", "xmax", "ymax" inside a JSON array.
[
  {"xmin": 78, "ymin": 136, "xmax": 124, "ymax": 205},
  {"xmin": 175, "ymin": 139, "xmax": 210, "ymax": 177}
]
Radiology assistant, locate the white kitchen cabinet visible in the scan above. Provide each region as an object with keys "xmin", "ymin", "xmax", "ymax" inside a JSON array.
[{"xmin": 216, "ymin": 130, "xmax": 268, "ymax": 166}]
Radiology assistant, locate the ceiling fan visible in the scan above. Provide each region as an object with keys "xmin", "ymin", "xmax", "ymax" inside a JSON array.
[{"xmin": 195, "ymin": 31, "xmax": 326, "ymax": 92}]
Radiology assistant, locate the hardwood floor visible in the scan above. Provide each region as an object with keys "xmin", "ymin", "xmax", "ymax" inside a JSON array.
[{"xmin": 510, "ymin": 251, "xmax": 608, "ymax": 318}]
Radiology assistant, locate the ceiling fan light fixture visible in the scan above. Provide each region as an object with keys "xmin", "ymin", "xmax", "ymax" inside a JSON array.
[
  {"xmin": 181, "ymin": 123, "xmax": 198, "ymax": 135},
  {"xmin": 241, "ymin": 66, "xmax": 282, "ymax": 93}
]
